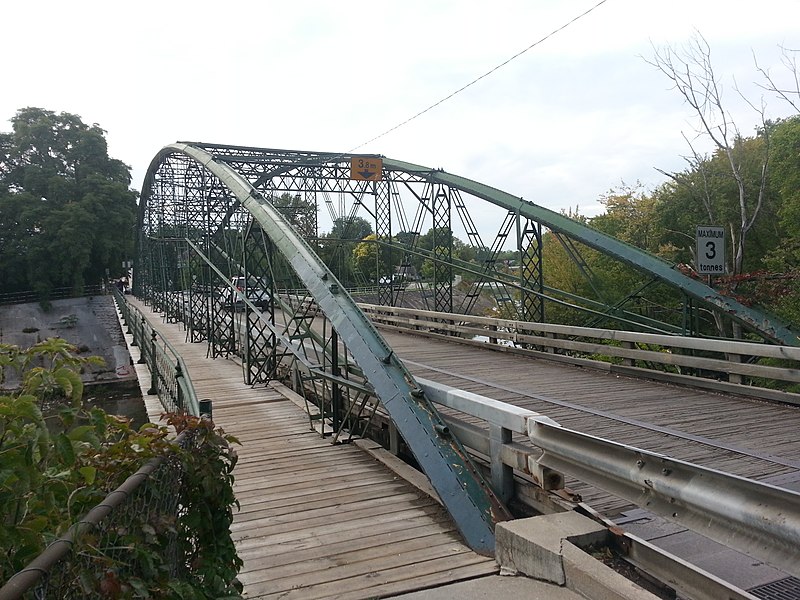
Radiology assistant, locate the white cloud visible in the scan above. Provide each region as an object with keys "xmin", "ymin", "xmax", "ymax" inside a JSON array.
[{"xmin": 2, "ymin": 0, "xmax": 798, "ymax": 237}]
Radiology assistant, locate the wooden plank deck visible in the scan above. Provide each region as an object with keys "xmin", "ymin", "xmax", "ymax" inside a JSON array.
[
  {"xmin": 376, "ymin": 328, "xmax": 800, "ymax": 517},
  {"xmin": 122, "ymin": 298, "xmax": 497, "ymax": 600}
]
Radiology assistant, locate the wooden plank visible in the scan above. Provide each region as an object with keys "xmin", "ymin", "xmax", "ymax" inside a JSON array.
[
  {"xmin": 121, "ymin": 297, "xmax": 495, "ymax": 599},
  {"xmin": 242, "ymin": 540, "xmax": 493, "ymax": 598},
  {"xmin": 378, "ymin": 327, "xmax": 800, "ymax": 518}
]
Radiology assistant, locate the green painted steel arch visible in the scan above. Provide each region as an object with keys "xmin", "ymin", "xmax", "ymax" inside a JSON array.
[
  {"xmin": 382, "ymin": 158, "xmax": 799, "ymax": 347},
  {"xmin": 138, "ymin": 143, "xmax": 506, "ymax": 555}
]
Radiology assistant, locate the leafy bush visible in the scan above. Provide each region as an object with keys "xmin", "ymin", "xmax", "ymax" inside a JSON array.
[{"xmin": 0, "ymin": 338, "xmax": 242, "ymax": 598}]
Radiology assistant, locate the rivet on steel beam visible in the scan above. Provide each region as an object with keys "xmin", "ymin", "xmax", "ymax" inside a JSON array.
[
  {"xmin": 410, "ymin": 388, "xmax": 424, "ymax": 398},
  {"xmin": 636, "ymin": 460, "xmax": 645, "ymax": 468}
]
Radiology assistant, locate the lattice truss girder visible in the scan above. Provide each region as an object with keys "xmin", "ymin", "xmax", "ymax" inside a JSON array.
[
  {"xmin": 144, "ymin": 145, "xmax": 616, "ymax": 328},
  {"xmin": 138, "ymin": 144, "xmax": 532, "ymax": 554},
  {"xmin": 138, "ymin": 142, "xmax": 796, "ymax": 347}
]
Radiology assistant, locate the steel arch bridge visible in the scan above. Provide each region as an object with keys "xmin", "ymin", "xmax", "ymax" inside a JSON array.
[{"xmin": 135, "ymin": 142, "xmax": 798, "ymax": 554}]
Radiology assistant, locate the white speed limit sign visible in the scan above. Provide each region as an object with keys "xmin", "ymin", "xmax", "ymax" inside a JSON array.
[{"xmin": 696, "ymin": 226, "xmax": 726, "ymax": 275}]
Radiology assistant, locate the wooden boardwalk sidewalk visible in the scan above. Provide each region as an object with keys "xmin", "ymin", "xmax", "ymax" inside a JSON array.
[{"xmin": 122, "ymin": 298, "xmax": 497, "ymax": 600}]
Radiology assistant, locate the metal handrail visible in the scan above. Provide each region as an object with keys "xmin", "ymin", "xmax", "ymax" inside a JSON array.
[
  {"xmin": 360, "ymin": 303, "xmax": 800, "ymax": 404},
  {"xmin": 419, "ymin": 377, "xmax": 800, "ymax": 578},
  {"xmin": 0, "ymin": 284, "xmax": 108, "ymax": 306},
  {"xmin": 112, "ymin": 289, "xmax": 200, "ymax": 416}
]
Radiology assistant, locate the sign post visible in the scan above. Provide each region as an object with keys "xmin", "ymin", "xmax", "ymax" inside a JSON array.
[{"xmin": 696, "ymin": 226, "xmax": 725, "ymax": 277}]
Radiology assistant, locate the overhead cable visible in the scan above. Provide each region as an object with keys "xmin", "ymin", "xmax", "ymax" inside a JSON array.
[{"xmin": 349, "ymin": 0, "xmax": 610, "ymax": 152}]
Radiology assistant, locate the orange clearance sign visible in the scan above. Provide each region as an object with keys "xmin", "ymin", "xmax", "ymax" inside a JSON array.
[{"xmin": 350, "ymin": 157, "xmax": 383, "ymax": 181}]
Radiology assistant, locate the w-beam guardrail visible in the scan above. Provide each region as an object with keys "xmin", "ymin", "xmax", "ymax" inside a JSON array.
[
  {"xmin": 113, "ymin": 288, "xmax": 202, "ymax": 417},
  {"xmin": 360, "ymin": 304, "xmax": 800, "ymax": 405},
  {"xmin": 418, "ymin": 378, "xmax": 800, "ymax": 581}
]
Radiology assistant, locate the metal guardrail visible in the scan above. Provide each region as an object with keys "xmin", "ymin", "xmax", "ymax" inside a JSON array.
[
  {"xmin": 360, "ymin": 304, "xmax": 800, "ymax": 405},
  {"xmin": 112, "ymin": 289, "xmax": 201, "ymax": 416},
  {"xmin": 0, "ymin": 285, "xmax": 107, "ymax": 306},
  {"xmin": 418, "ymin": 377, "xmax": 800, "ymax": 580}
]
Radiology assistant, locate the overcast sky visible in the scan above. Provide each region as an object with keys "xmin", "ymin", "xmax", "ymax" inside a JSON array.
[{"xmin": 2, "ymin": 0, "xmax": 799, "ymax": 233}]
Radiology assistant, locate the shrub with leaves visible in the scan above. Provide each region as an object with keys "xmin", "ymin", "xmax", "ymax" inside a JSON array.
[{"xmin": 0, "ymin": 339, "xmax": 242, "ymax": 598}]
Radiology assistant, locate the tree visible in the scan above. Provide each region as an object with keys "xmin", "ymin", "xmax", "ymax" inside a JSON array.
[
  {"xmin": 318, "ymin": 216, "xmax": 374, "ymax": 285},
  {"xmin": 328, "ymin": 216, "xmax": 373, "ymax": 241},
  {"xmin": 0, "ymin": 108, "xmax": 138, "ymax": 297},
  {"xmin": 352, "ymin": 234, "xmax": 385, "ymax": 281},
  {"xmin": 755, "ymin": 44, "xmax": 800, "ymax": 114},
  {"xmin": 760, "ymin": 116, "xmax": 800, "ymax": 325},
  {"xmin": 271, "ymin": 192, "xmax": 317, "ymax": 240},
  {"xmin": 648, "ymin": 34, "xmax": 770, "ymax": 280}
]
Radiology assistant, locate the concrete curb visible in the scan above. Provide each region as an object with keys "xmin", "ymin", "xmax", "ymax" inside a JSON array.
[{"xmin": 496, "ymin": 512, "xmax": 660, "ymax": 600}]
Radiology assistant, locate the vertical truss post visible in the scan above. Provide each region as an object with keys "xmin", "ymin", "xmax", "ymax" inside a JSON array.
[
  {"xmin": 432, "ymin": 184, "xmax": 453, "ymax": 313},
  {"xmin": 331, "ymin": 328, "xmax": 342, "ymax": 432},
  {"xmin": 375, "ymin": 180, "xmax": 393, "ymax": 306},
  {"xmin": 243, "ymin": 225, "xmax": 277, "ymax": 384},
  {"xmin": 517, "ymin": 216, "xmax": 544, "ymax": 323}
]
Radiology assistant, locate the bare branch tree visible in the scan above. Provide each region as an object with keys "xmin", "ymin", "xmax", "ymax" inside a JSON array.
[
  {"xmin": 755, "ymin": 44, "xmax": 800, "ymax": 113},
  {"xmin": 646, "ymin": 32, "xmax": 770, "ymax": 280}
]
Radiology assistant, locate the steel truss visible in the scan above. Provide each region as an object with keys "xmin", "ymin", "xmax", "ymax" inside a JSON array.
[
  {"xmin": 138, "ymin": 143, "xmax": 512, "ymax": 555},
  {"xmin": 136, "ymin": 142, "xmax": 798, "ymax": 551}
]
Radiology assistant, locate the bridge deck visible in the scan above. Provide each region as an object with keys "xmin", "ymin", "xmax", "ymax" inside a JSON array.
[
  {"xmin": 125, "ymin": 298, "xmax": 497, "ymax": 600},
  {"xmin": 376, "ymin": 327, "xmax": 800, "ymax": 517},
  {"xmin": 375, "ymin": 327, "xmax": 800, "ymax": 591}
]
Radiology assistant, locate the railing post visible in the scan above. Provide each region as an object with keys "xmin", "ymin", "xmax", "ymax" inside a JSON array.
[
  {"xmin": 388, "ymin": 421, "xmax": 400, "ymax": 456},
  {"xmin": 489, "ymin": 324, "xmax": 498, "ymax": 345},
  {"xmin": 622, "ymin": 341, "xmax": 635, "ymax": 366},
  {"xmin": 147, "ymin": 331, "xmax": 158, "ymax": 395},
  {"xmin": 134, "ymin": 318, "xmax": 146, "ymax": 366},
  {"xmin": 199, "ymin": 399, "xmax": 213, "ymax": 419},
  {"xmin": 544, "ymin": 332, "xmax": 555, "ymax": 353},
  {"xmin": 489, "ymin": 424, "xmax": 514, "ymax": 503},
  {"xmin": 175, "ymin": 362, "xmax": 184, "ymax": 411},
  {"xmin": 727, "ymin": 353, "xmax": 743, "ymax": 384}
]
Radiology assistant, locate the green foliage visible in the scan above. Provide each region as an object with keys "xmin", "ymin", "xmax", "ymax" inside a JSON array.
[
  {"xmin": 271, "ymin": 192, "xmax": 317, "ymax": 239},
  {"xmin": 0, "ymin": 107, "xmax": 138, "ymax": 297},
  {"xmin": 353, "ymin": 234, "xmax": 385, "ymax": 281},
  {"xmin": 0, "ymin": 340, "xmax": 242, "ymax": 598},
  {"xmin": 318, "ymin": 216, "xmax": 374, "ymax": 286}
]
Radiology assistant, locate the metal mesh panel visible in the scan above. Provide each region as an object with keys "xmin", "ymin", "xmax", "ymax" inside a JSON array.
[
  {"xmin": 749, "ymin": 577, "xmax": 800, "ymax": 600},
  {"xmin": 14, "ymin": 436, "xmax": 194, "ymax": 599}
]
